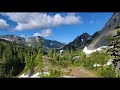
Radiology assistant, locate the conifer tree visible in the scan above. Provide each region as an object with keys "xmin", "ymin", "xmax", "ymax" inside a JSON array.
[
  {"xmin": 48, "ymin": 49, "xmax": 53, "ymax": 58},
  {"xmin": 53, "ymin": 49, "xmax": 56, "ymax": 61},
  {"xmin": 0, "ymin": 63, "xmax": 5, "ymax": 78},
  {"xmin": 35, "ymin": 38, "xmax": 43, "ymax": 72},
  {"xmin": 108, "ymin": 28, "xmax": 120, "ymax": 77},
  {"xmin": 2, "ymin": 51, "xmax": 6, "ymax": 64},
  {"xmin": 9, "ymin": 66, "xmax": 14, "ymax": 77}
]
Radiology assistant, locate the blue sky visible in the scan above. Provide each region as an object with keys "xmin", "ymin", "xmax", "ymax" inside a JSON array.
[{"xmin": 0, "ymin": 12, "xmax": 113, "ymax": 44}]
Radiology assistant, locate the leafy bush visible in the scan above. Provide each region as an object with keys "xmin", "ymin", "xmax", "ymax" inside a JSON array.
[
  {"xmin": 100, "ymin": 65, "xmax": 116, "ymax": 78},
  {"xmin": 75, "ymin": 50, "xmax": 111, "ymax": 71},
  {"xmin": 49, "ymin": 68, "xmax": 61, "ymax": 78}
]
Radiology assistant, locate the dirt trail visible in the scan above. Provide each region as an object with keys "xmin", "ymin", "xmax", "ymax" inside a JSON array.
[
  {"xmin": 42, "ymin": 56, "xmax": 101, "ymax": 77},
  {"xmin": 42, "ymin": 56, "xmax": 51, "ymax": 72},
  {"xmin": 61, "ymin": 66, "xmax": 101, "ymax": 78}
]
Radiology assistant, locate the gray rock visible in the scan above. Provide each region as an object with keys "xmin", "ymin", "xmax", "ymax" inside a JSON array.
[{"xmin": 87, "ymin": 12, "xmax": 120, "ymax": 50}]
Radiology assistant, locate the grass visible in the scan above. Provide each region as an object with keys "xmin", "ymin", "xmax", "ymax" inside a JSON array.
[{"xmin": 17, "ymin": 46, "xmax": 115, "ymax": 78}]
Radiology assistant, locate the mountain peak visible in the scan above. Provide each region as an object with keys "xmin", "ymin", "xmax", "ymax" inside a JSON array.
[
  {"xmin": 80, "ymin": 32, "xmax": 91, "ymax": 39},
  {"xmin": 62, "ymin": 33, "xmax": 91, "ymax": 50},
  {"xmin": 81, "ymin": 32, "xmax": 89, "ymax": 36}
]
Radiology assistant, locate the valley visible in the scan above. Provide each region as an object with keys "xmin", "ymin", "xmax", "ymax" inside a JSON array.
[
  {"xmin": 19, "ymin": 55, "xmax": 101, "ymax": 78},
  {"xmin": 0, "ymin": 12, "xmax": 120, "ymax": 78}
]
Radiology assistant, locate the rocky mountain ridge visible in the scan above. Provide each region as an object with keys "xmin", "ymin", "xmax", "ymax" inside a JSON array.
[
  {"xmin": 0, "ymin": 35, "xmax": 65, "ymax": 50},
  {"xmin": 87, "ymin": 12, "xmax": 120, "ymax": 50}
]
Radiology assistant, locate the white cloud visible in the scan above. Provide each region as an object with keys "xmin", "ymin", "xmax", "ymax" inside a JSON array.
[
  {"xmin": 1, "ymin": 13, "xmax": 81, "ymax": 31},
  {"xmin": 33, "ymin": 29, "xmax": 52, "ymax": 37},
  {"xmin": 33, "ymin": 33, "xmax": 41, "ymax": 37},
  {"xmin": 0, "ymin": 19, "xmax": 9, "ymax": 29},
  {"xmin": 20, "ymin": 34, "xmax": 28, "ymax": 38},
  {"xmin": 40, "ymin": 29, "xmax": 52, "ymax": 37}
]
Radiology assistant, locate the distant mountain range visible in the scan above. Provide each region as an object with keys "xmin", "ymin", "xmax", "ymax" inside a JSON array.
[
  {"xmin": 0, "ymin": 33, "xmax": 92, "ymax": 52},
  {"xmin": 1, "ymin": 12, "xmax": 120, "ymax": 51},
  {"xmin": 0, "ymin": 35, "xmax": 65, "ymax": 51}
]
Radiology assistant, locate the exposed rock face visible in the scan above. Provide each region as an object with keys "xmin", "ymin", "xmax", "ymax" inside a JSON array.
[
  {"xmin": 0, "ymin": 35, "xmax": 65, "ymax": 49},
  {"xmin": 0, "ymin": 35, "xmax": 26, "ymax": 45},
  {"xmin": 87, "ymin": 12, "xmax": 120, "ymax": 50},
  {"xmin": 62, "ymin": 33, "xmax": 91, "ymax": 50}
]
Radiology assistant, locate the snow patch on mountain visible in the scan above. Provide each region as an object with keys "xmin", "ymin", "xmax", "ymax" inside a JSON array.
[
  {"xmin": 19, "ymin": 74, "xmax": 29, "ymax": 78},
  {"xmin": 1, "ymin": 38, "xmax": 13, "ymax": 42},
  {"xmin": 83, "ymin": 46, "xmax": 108, "ymax": 55},
  {"xmin": 63, "ymin": 76, "xmax": 75, "ymax": 78},
  {"xmin": 81, "ymin": 39, "xmax": 83, "ymax": 42},
  {"xmin": 72, "ymin": 56, "xmax": 80, "ymax": 60},
  {"xmin": 93, "ymin": 59, "xmax": 113, "ymax": 67},
  {"xmin": 35, "ymin": 36, "xmax": 39, "ymax": 42},
  {"xmin": 50, "ymin": 43, "xmax": 53, "ymax": 46},
  {"xmin": 25, "ymin": 38, "xmax": 30, "ymax": 42},
  {"xmin": 19, "ymin": 72, "xmax": 76, "ymax": 78},
  {"xmin": 106, "ymin": 59, "xmax": 113, "ymax": 65},
  {"xmin": 59, "ymin": 49, "xmax": 64, "ymax": 55},
  {"xmin": 30, "ymin": 73, "xmax": 39, "ymax": 78},
  {"xmin": 93, "ymin": 63, "xmax": 101, "ymax": 67},
  {"xmin": 19, "ymin": 72, "xmax": 50, "ymax": 78}
]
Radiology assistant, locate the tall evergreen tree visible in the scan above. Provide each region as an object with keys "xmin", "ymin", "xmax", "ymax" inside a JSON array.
[
  {"xmin": 9, "ymin": 66, "xmax": 14, "ymax": 77},
  {"xmin": 108, "ymin": 28, "xmax": 120, "ymax": 77},
  {"xmin": 48, "ymin": 49, "xmax": 53, "ymax": 58},
  {"xmin": 0, "ymin": 63, "xmax": 5, "ymax": 78},
  {"xmin": 35, "ymin": 38, "xmax": 43, "ymax": 72},
  {"xmin": 53, "ymin": 49, "xmax": 56, "ymax": 61}
]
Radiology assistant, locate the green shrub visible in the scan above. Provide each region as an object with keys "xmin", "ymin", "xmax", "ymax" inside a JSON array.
[
  {"xmin": 49, "ymin": 68, "xmax": 61, "ymax": 78},
  {"xmin": 78, "ymin": 50, "xmax": 111, "ymax": 71},
  {"xmin": 100, "ymin": 65, "xmax": 116, "ymax": 78}
]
